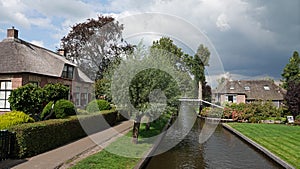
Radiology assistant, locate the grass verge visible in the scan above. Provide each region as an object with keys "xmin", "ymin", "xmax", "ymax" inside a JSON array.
[
  {"xmin": 71, "ymin": 116, "xmax": 169, "ymax": 169},
  {"xmin": 228, "ymin": 123, "xmax": 300, "ymax": 169}
]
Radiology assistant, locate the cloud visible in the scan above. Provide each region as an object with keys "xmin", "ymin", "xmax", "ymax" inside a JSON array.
[
  {"xmin": 216, "ymin": 13, "xmax": 231, "ymax": 31},
  {"xmin": 30, "ymin": 40, "xmax": 44, "ymax": 47},
  {"xmin": 24, "ymin": 0, "xmax": 95, "ymax": 19},
  {"xmin": 0, "ymin": 0, "xmax": 298, "ymax": 84}
]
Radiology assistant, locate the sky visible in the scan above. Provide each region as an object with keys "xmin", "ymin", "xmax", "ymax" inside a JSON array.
[{"xmin": 0, "ymin": 0, "xmax": 299, "ymax": 85}]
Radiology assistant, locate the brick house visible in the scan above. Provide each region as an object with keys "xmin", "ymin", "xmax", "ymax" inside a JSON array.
[
  {"xmin": 0, "ymin": 28, "xmax": 94, "ymax": 112},
  {"xmin": 213, "ymin": 79, "xmax": 285, "ymax": 107}
]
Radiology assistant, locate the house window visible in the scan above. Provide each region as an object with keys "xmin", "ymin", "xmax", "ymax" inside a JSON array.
[
  {"xmin": 74, "ymin": 87, "xmax": 80, "ymax": 106},
  {"xmin": 62, "ymin": 64, "xmax": 74, "ymax": 79},
  {"xmin": 264, "ymin": 85, "xmax": 270, "ymax": 90},
  {"xmin": 0, "ymin": 81, "xmax": 12, "ymax": 110},
  {"xmin": 244, "ymin": 86, "xmax": 250, "ymax": 90},
  {"xmin": 81, "ymin": 93, "xmax": 87, "ymax": 107},
  {"xmin": 226, "ymin": 95, "xmax": 237, "ymax": 103},
  {"xmin": 80, "ymin": 87, "xmax": 89, "ymax": 106}
]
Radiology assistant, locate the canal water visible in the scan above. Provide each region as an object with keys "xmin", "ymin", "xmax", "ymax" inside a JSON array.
[{"xmin": 146, "ymin": 118, "xmax": 283, "ymax": 169}]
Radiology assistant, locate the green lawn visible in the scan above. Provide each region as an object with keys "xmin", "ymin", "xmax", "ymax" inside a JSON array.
[
  {"xmin": 228, "ymin": 123, "xmax": 300, "ymax": 169},
  {"xmin": 71, "ymin": 117, "xmax": 169, "ymax": 169}
]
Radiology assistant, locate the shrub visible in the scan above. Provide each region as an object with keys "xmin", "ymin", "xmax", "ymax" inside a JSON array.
[
  {"xmin": 224, "ymin": 101, "xmax": 283, "ymax": 123},
  {"xmin": 43, "ymin": 83, "xmax": 69, "ymax": 103},
  {"xmin": 86, "ymin": 100, "xmax": 111, "ymax": 113},
  {"xmin": 53, "ymin": 99, "xmax": 76, "ymax": 119},
  {"xmin": 295, "ymin": 115, "xmax": 300, "ymax": 122},
  {"xmin": 0, "ymin": 111, "xmax": 34, "ymax": 130},
  {"xmin": 9, "ymin": 110, "xmax": 121, "ymax": 158},
  {"xmin": 41, "ymin": 100, "xmax": 76, "ymax": 120},
  {"xmin": 8, "ymin": 83, "xmax": 70, "ymax": 119},
  {"xmin": 8, "ymin": 84, "xmax": 44, "ymax": 117},
  {"xmin": 40, "ymin": 101, "xmax": 55, "ymax": 120}
]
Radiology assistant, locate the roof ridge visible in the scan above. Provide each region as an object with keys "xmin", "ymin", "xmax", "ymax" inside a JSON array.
[{"xmin": 1, "ymin": 37, "xmax": 74, "ymax": 64}]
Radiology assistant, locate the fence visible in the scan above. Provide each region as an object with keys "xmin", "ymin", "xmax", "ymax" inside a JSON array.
[{"xmin": 0, "ymin": 130, "xmax": 15, "ymax": 161}]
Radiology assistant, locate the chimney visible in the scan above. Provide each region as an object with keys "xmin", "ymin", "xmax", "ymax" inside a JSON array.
[
  {"xmin": 7, "ymin": 27, "xmax": 18, "ymax": 39},
  {"xmin": 57, "ymin": 49, "xmax": 66, "ymax": 56}
]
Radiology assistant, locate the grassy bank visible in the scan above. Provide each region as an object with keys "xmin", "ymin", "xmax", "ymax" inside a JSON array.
[
  {"xmin": 228, "ymin": 123, "xmax": 300, "ymax": 169},
  {"xmin": 71, "ymin": 116, "xmax": 169, "ymax": 169}
]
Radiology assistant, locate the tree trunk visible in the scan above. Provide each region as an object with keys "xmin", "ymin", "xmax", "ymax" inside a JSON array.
[
  {"xmin": 132, "ymin": 115, "xmax": 142, "ymax": 144},
  {"xmin": 145, "ymin": 122, "xmax": 151, "ymax": 131}
]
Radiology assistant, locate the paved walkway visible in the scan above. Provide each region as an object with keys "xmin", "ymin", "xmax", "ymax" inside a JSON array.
[{"xmin": 1, "ymin": 121, "xmax": 132, "ymax": 169}]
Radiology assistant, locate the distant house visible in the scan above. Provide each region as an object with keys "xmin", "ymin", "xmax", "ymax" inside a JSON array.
[
  {"xmin": 213, "ymin": 79, "xmax": 285, "ymax": 107},
  {"xmin": 0, "ymin": 28, "xmax": 94, "ymax": 112}
]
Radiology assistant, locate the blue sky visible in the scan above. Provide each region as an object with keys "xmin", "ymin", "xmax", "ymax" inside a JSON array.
[{"xmin": 0, "ymin": 0, "xmax": 299, "ymax": 84}]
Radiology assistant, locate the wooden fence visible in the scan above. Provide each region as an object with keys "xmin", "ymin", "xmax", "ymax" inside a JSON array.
[{"xmin": 0, "ymin": 130, "xmax": 15, "ymax": 161}]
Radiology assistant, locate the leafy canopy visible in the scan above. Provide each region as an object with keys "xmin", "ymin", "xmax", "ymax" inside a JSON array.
[
  {"xmin": 281, "ymin": 51, "xmax": 300, "ymax": 89},
  {"xmin": 61, "ymin": 15, "xmax": 133, "ymax": 80}
]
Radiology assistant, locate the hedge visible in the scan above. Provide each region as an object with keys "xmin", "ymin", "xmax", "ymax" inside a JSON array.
[
  {"xmin": 9, "ymin": 110, "xmax": 127, "ymax": 158},
  {"xmin": 0, "ymin": 111, "xmax": 34, "ymax": 130},
  {"xmin": 86, "ymin": 99, "xmax": 111, "ymax": 113}
]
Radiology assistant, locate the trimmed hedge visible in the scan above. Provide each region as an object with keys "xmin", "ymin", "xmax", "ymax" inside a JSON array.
[
  {"xmin": 9, "ymin": 110, "xmax": 127, "ymax": 158},
  {"xmin": 40, "ymin": 100, "xmax": 76, "ymax": 120},
  {"xmin": 53, "ymin": 99, "xmax": 76, "ymax": 118},
  {"xmin": 0, "ymin": 111, "xmax": 34, "ymax": 130},
  {"xmin": 40, "ymin": 101, "xmax": 55, "ymax": 120}
]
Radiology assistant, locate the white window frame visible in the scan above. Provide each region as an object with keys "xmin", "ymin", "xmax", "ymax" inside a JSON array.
[
  {"xmin": 0, "ymin": 81, "xmax": 12, "ymax": 111},
  {"xmin": 225, "ymin": 94, "xmax": 237, "ymax": 103}
]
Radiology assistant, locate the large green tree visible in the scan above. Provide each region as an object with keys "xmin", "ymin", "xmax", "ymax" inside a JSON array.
[
  {"xmin": 285, "ymin": 81, "xmax": 300, "ymax": 118},
  {"xmin": 151, "ymin": 37, "xmax": 210, "ymax": 99},
  {"xmin": 61, "ymin": 15, "xmax": 133, "ymax": 80},
  {"xmin": 282, "ymin": 51, "xmax": 300, "ymax": 118},
  {"xmin": 111, "ymin": 42, "xmax": 192, "ymax": 143},
  {"xmin": 281, "ymin": 51, "xmax": 300, "ymax": 89},
  {"xmin": 129, "ymin": 68, "xmax": 180, "ymax": 143}
]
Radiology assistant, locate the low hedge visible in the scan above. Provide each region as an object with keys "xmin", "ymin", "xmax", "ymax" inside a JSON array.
[{"xmin": 9, "ymin": 110, "xmax": 127, "ymax": 158}]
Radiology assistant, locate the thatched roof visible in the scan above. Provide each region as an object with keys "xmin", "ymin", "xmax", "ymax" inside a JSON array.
[
  {"xmin": 0, "ymin": 36, "xmax": 93, "ymax": 84},
  {"xmin": 0, "ymin": 38, "xmax": 76, "ymax": 77},
  {"xmin": 216, "ymin": 80, "xmax": 285, "ymax": 101}
]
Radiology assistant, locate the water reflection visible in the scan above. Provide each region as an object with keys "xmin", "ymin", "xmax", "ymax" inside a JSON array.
[{"xmin": 146, "ymin": 119, "xmax": 283, "ymax": 169}]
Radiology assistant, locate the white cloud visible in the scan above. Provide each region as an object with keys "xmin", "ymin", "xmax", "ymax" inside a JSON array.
[
  {"xmin": 216, "ymin": 13, "xmax": 231, "ymax": 31},
  {"xmin": 30, "ymin": 40, "xmax": 44, "ymax": 47},
  {"xmin": 13, "ymin": 12, "xmax": 31, "ymax": 28},
  {"xmin": 0, "ymin": 0, "xmax": 298, "ymax": 80},
  {"xmin": 24, "ymin": 0, "xmax": 95, "ymax": 19}
]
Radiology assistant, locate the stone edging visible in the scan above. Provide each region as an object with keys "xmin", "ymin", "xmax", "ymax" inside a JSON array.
[{"xmin": 222, "ymin": 123, "xmax": 295, "ymax": 169}]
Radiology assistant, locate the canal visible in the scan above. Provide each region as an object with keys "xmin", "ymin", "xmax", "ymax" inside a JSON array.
[{"xmin": 145, "ymin": 118, "xmax": 283, "ymax": 169}]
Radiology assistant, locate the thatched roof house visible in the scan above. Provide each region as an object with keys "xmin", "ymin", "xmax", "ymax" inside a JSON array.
[
  {"xmin": 214, "ymin": 79, "xmax": 285, "ymax": 107},
  {"xmin": 0, "ymin": 28, "xmax": 93, "ymax": 112}
]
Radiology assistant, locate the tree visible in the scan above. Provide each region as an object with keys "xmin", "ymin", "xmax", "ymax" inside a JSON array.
[
  {"xmin": 281, "ymin": 51, "xmax": 300, "ymax": 89},
  {"xmin": 281, "ymin": 51, "xmax": 300, "ymax": 118},
  {"xmin": 61, "ymin": 15, "xmax": 133, "ymax": 80},
  {"xmin": 111, "ymin": 43, "xmax": 192, "ymax": 144},
  {"xmin": 94, "ymin": 78, "xmax": 111, "ymax": 101},
  {"xmin": 151, "ymin": 37, "xmax": 184, "ymax": 66},
  {"xmin": 196, "ymin": 44, "xmax": 210, "ymax": 67},
  {"xmin": 183, "ymin": 44, "xmax": 210, "ymax": 98},
  {"xmin": 129, "ymin": 68, "xmax": 181, "ymax": 143},
  {"xmin": 285, "ymin": 81, "xmax": 300, "ymax": 118}
]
